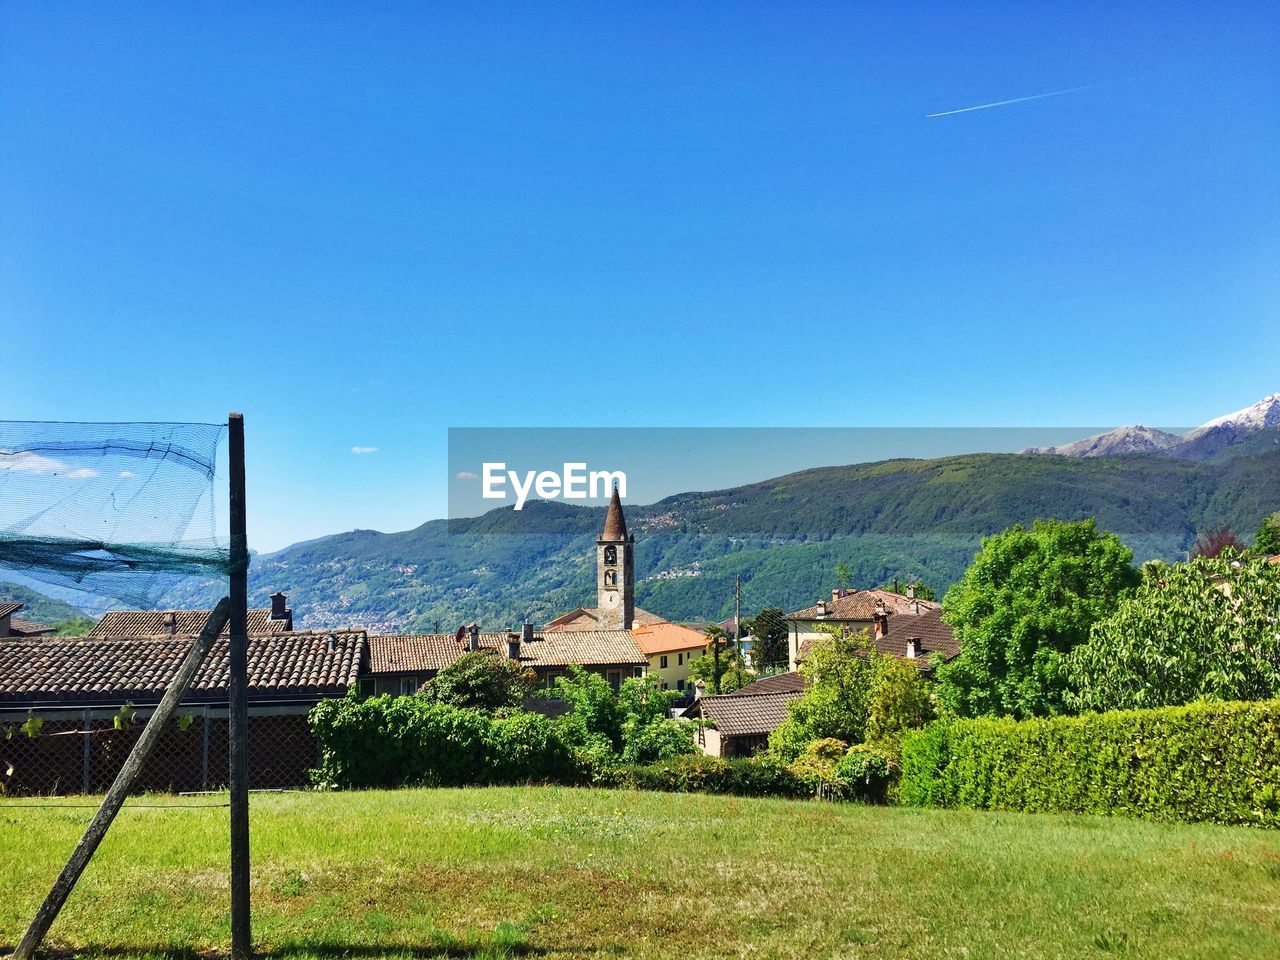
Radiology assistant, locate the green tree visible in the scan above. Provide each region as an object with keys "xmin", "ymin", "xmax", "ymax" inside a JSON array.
[
  {"xmin": 691, "ymin": 625, "xmax": 751, "ymax": 693},
  {"xmin": 835, "ymin": 562, "xmax": 852, "ymax": 590},
  {"xmin": 935, "ymin": 519, "xmax": 1139, "ymax": 720},
  {"xmin": 1256, "ymin": 511, "xmax": 1280, "ymax": 555},
  {"xmin": 551, "ymin": 665, "xmax": 626, "ymax": 751},
  {"xmin": 768, "ymin": 627, "xmax": 876, "ymax": 759},
  {"xmin": 1066, "ymin": 554, "xmax": 1280, "ymax": 712},
  {"xmin": 745, "ymin": 607, "xmax": 789, "ymax": 671},
  {"xmin": 865, "ymin": 655, "xmax": 935, "ymax": 742},
  {"xmin": 420, "ymin": 651, "xmax": 535, "ymax": 711}
]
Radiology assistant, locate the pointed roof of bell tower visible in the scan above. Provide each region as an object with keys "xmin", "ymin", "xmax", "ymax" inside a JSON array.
[{"xmin": 601, "ymin": 484, "xmax": 628, "ymax": 541}]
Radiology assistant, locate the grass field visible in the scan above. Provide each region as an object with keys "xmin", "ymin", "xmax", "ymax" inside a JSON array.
[{"xmin": 3, "ymin": 787, "xmax": 1280, "ymax": 959}]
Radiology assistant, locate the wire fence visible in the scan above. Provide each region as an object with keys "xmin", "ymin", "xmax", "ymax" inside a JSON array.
[{"xmin": 0, "ymin": 704, "xmax": 318, "ymax": 796}]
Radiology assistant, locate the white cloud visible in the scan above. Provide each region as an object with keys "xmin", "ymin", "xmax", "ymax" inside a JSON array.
[
  {"xmin": 119, "ymin": 470, "xmax": 137, "ymax": 478},
  {"xmin": 0, "ymin": 450, "xmax": 98, "ymax": 478},
  {"xmin": 455, "ymin": 470, "xmax": 479, "ymax": 480},
  {"xmin": 351, "ymin": 446, "xmax": 378, "ymax": 455}
]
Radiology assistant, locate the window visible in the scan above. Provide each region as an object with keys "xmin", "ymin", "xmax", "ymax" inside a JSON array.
[
  {"xmin": 677, "ymin": 652, "xmax": 684, "ymax": 666},
  {"xmin": 677, "ymin": 678, "xmax": 685, "ymax": 691},
  {"xmin": 604, "ymin": 570, "xmax": 617, "ymax": 587},
  {"xmin": 607, "ymin": 670, "xmax": 621, "ymax": 690},
  {"xmin": 604, "ymin": 545, "xmax": 617, "ymax": 565},
  {"xmin": 399, "ymin": 676, "xmax": 418, "ymax": 696},
  {"xmin": 660, "ymin": 655, "xmax": 668, "ymax": 669}
]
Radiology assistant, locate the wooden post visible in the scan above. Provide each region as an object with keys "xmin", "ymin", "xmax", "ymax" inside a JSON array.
[
  {"xmin": 227, "ymin": 412, "xmax": 252, "ymax": 960},
  {"xmin": 13, "ymin": 599, "xmax": 231, "ymax": 960}
]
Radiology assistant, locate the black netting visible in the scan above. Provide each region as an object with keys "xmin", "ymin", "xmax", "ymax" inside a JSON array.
[{"xmin": 0, "ymin": 421, "xmax": 230, "ymax": 606}]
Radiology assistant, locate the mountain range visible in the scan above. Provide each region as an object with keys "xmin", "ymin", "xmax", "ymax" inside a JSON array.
[
  {"xmin": 143, "ymin": 394, "xmax": 1280, "ymax": 635},
  {"xmin": 1022, "ymin": 394, "xmax": 1280, "ymax": 460}
]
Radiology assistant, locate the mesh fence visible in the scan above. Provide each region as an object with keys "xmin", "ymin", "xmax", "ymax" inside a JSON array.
[
  {"xmin": 0, "ymin": 707, "xmax": 317, "ymax": 796},
  {"xmin": 0, "ymin": 420, "xmax": 230, "ymax": 607}
]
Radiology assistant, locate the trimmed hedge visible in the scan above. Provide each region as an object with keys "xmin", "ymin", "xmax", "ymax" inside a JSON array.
[
  {"xmin": 600, "ymin": 754, "xmax": 813, "ymax": 799},
  {"xmin": 899, "ymin": 699, "xmax": 1280, "ymax": 827}
]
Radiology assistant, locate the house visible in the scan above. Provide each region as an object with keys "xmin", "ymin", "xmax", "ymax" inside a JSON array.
[
  {"xmin": 790, "ymin": 601, "xmax": 959, "ymax": 671},
  {"xmin": 685, "ymin": 672, "xmax": 805, "ymax": 758},
  {"xmin": 0, "ymin": 629, "xmax": 366, "ymax": 794},
  {"xmin": 784, "ymin": 587, "xmax": 942, "ymax": 671},
  {"xmin": 87, "ymin": 591, "xmax": 295, "ymax": 637},
  {"xmin": 364, "ymin": 622, "xmax": 647, "ymax": 695},
  {"xmin": 543, "ymin": 487, "xmax": 665, "ymax": 632},
  {"xmin": 0, "ymin": 602, "xmax": 55, "ymax": 638},
  {"xmin": 631, "ymin": 621, "xmax": 708, "ymax": 694}
]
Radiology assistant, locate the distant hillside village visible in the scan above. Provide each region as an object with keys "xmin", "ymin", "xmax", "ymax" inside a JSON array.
[{"xmin": 0, "ymin": 487, "xmax": 965, "ymax": 792}]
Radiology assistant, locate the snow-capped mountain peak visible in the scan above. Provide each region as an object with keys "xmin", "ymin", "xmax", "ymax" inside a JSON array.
[{"xmin": 1189, "ymin": 393, "xmax": 1280, "ymax": 434}]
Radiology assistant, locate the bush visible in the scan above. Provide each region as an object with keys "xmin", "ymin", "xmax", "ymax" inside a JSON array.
[
  {"xmin": 788, "ymin": 737, "xmax": 847, "ymax": 781},
  {"xmin": 620, "ymin": 716, "xmax": 697, "ymax": 765},
  {"xmin": 421, "ymin": 651, "xmax": 535, "ymax": 710},
  {"xmin": 604, "ymin": 754, "xmax": 812, "ymax": 799},
  {"xmin": 898, "ymin": 700, "xmax": 1280, "ymax": 827},
  {"xmin": 310, "ymin": 694, "xmax": 581, "ymax": 788},
  {"xmin": 834, "ymin": 741, "xmax": 901, "ymax": 804}
]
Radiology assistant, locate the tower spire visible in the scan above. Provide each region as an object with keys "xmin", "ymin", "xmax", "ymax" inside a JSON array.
[{"xmin": 601, "ymin": 483, "xmax": 627, "ymax": 541}]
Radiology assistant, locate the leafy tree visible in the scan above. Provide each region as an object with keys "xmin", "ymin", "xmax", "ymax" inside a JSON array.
[
  {"xmin": 935, "ymin": 519, "xmax": 1139, "ymax": 720},
  {"xmin": 420, "ymin": 651, "xmax": 535, "ymax": 711},
  {"xmin": 865, "ymin": 654, "xmax": 935, "ymax": 742},
  {"xmin": 745, "ymin": 607, "xmax": 789, "ymax": 671},
  {"xmin": 1066, "ymin": 554, "xmax": 1280, "ymax": 712},
  {"xmin": 551, "ymin": 665, "xmax": 626, "ymax": 751},
  {"xmin": 690, "ymin": 627, "xmax": 751, "ymax": 693},
  {"xmin": 1190, "ymin": 526, "xmax": 1245, "ymax": 560},
  {"xmin": 768, "ymin": 628, "xmax": 876, "ymax": 759},
  {"xmin": 1256, "ymin": 512, "xmax": 1280, "ymax": 555},
  {"xmin": 52, "ymin": 616, "xmax": 96, "ymax": 637},
  {"xmin": 835, "ymin": 562, "xmax": 852, "ymax": 590}
]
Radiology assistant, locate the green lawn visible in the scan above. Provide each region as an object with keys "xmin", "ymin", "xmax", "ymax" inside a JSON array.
[{"xmin": 3, "ymin": 787, "xmax": 1280, "ymax": 959}]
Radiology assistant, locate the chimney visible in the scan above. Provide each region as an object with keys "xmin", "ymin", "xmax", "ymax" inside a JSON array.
[
  {"xmin": 905, "ymin": 637, "xmax": 921, "ymax": 659},
  {"xmin": 815, "ymin": 600, "xmax": 827, "ymax": 618},
  {"xmin": 906, "ymin": 583, "xmax": 915, "ymax": 599},
  {"xmin": 163, "ymin": 612, "xmax": 177, "ymax": 636},
  {"xmin": 874, "ymin": 598, "xmax": 889, "ymax": 638},
  {"xmin": 468, "ymin": 625, "xmax": 480, "ymax": 652},
  {"xmin": 269, "ymin": 592, "xmax": 293, "ymax": 630},
  {"xmin": 507, "ymin": 635, "xmax": 521, "ymax": 660},
  {"xmin": 326, "ymin": 634, "xmax": 337, "ymax": 654},
  {"xmin": 694, "ymin": 679, "xmax": 705, "ymax": 700}
]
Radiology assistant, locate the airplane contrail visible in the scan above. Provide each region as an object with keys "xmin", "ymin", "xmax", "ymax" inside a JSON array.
[{"xmin": 927, "ymin": 83, "xmax": 1099, "ymax": 118}]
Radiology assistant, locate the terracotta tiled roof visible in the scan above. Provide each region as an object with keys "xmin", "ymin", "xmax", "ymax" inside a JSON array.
[
  {"xmin": 879, "ymin": 607, "xmax": 959, "ymax": 662},
  {"xmin": 796, "ymin": 607, "xmax": 959, "ymax": 667},
  {"xmin": 728, "ymin": 672, "xmax": 806, "ymax": 696},
  {"xmin": 786, "ymin": 590, "xmax": 940, "ymax": 622},
  {"xmin": 632, "ymin": 622, "xmax": 709, "ymax": 656},
  {"xmin": 0, "ymin": 630, "xmax": 367, "ymax": 707},
  {"xmin": 88, "ymin": 608, "xmax": 291, "ymax": 639},
  {"xmin": 601, "ymin": 487, "xmax": 628, "ymax": 540},
  {"xmin": 368, "ymin": 634, "xmax": 465, "ymax": 674},
  {"xmin": 8, "ymin": 618, "xmax": 55, "ymax": 637},
  {"xmin": 690, "ymin": 691, "xmax": 799, "ymax": 737},
  {"xmin": 366, "ymin": 628, "xmax": 647, "ymax": 675},
  {"xmin": 0, "ymin": 603, "xmax": 22, "ymax": 620},
  {"xmin": 543, "ymin": 606, "xmax": 665, "ymax": 632}
]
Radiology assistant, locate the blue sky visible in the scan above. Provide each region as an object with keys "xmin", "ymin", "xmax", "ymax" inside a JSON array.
[{"xmin": 3, "ymin": 3, "xmax": 1277, "ymax": 551}]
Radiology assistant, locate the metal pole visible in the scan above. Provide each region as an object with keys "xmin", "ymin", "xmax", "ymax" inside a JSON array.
[
  {"xmin": 14, "ymin": 600, "xmax": 231, "ymax": 960},
  {"xmin": 228, "ymin": 412, "xmax": 252, "ymax": 960}
]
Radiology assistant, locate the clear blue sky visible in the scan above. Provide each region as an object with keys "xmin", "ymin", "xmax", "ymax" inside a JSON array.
[{"xmin": 3, "ymin": 3, "xmax": 1277, "ymax": 551}]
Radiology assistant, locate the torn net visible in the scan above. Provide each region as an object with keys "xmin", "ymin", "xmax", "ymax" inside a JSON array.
[{"xmin": 0, "ymin": 421, "xmax": 230, "ymax": 607}]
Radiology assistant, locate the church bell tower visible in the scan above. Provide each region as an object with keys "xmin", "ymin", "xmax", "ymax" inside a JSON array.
[{"xmin": 596, "ymin": 485, "xmax": 635, "ymax": 630}]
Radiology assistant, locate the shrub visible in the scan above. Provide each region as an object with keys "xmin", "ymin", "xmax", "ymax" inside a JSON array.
[
  {"xmin": 834, "ymin": 741, "xmax": 901, "ymax": 804},
  {"xmin": 309, "ymin": 695, "xmax": 579, "ymax": 788},
  {"xmin": 421, "ymin": 651, "xmax": 535, "ymax": 710},
  {"xmin": 604, "ymin": 754, "xmax": 811, "ymax": 799},
  {"xmin": 620, "ymin": 716, "xmax": 697, "ymax": 765},
  {"xmin": 788, "ymin": 737, "xmax": 847, "ymax": 781},
  {"xmin": 898, "ymin": 700, "xmax": 1280, "ymax": 827}
]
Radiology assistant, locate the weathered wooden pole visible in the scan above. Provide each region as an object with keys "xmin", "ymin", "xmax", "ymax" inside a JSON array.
[
  {"xmin": 227, "ymin": 412, "xmax": 252, "ymax": 960},
  {"xmin": 13, "ymin": 599, "xmax": 232, "ymax": 960}
]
